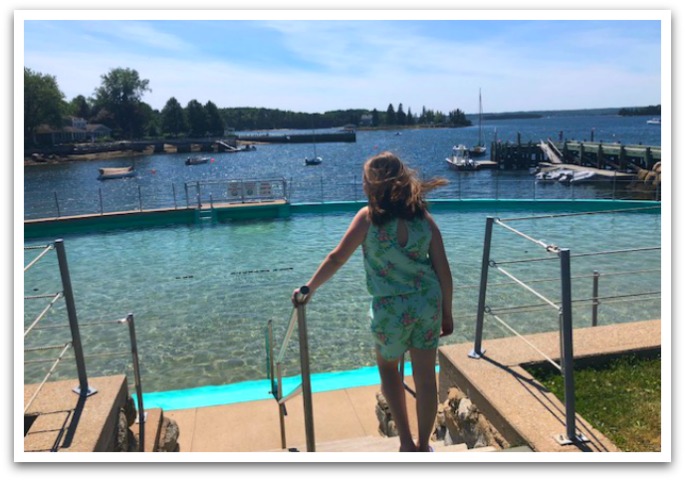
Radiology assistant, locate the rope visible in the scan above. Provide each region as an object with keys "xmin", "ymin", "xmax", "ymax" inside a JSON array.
[
  {"xmin": 570, "ymin": 246, "xmax": 660, "ymax": 259},
  {"xmin": 494, "ymin": 218, "xmax": 554, "ymax": 250},
  {"xmin": 492, "ymin": 264, "xmax": 560, "ymax": 310},
  {"xmin": 497, "ymin": 205, "xmax": 661, "ymax": 223},
  {"xmin": 24, "ymin": 244, "xmax": 54, "ymax": 273},
  {"xmin": 24, "ymin": 343, "xmax": 72, "ymax": 414},
  {"xmin": 487, "ymin": 312, "xmax": 561, "ymax": 371},
  {"xmin": 24, "ymin": 293, "xmax": 63, "ymax": 338}
]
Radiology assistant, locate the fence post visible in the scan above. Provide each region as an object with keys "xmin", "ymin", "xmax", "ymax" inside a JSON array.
[
  {"xmin": 122, "ymin": 313, "xmax": 145, "ymax": 452},
  {"xmin": 470, "ymin": 216, "xmax": 495, "ymax": 358},
  {"xmin": 54, "ymin": 192, "xmax": 61, "ymax": 217},
  {"xmin": 296, "ymin": 286, "xmax": 316, "ymax": 452},
  {"xmin": 591, "ymin": 271, "xmax": 600, "ymax": 326},
  {"xmin": 54, "ymin": 239, "xmax": 95, "ymax": 397},
  {"xmin": 556, "ymin": 248, "xmax": 587, "ymax": 445}
]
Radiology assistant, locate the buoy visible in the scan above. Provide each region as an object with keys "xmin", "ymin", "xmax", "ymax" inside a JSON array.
[{"xmin": 151, "ymin": 169, "xmax": 156, "ymax": 174}]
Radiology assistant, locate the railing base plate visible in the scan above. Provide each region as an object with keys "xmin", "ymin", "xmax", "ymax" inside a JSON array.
[
  {"xmin": 72, "ymin": 386, "xmax": 98, "ymax": 397},
  {"xmin": 553, "ymin": 433, "xmax": 590, "ymax": 445}
]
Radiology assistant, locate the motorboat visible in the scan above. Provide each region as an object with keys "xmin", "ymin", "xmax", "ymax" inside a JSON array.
[
  {"xmin": 569, "ymin": 170, "xmax": 598, "ymax": 184},
  {"xmin": 446, "ymin": 144, "xmax": 480, "ymax": 171},
  {"xmin": 305, "ymin": 156, "xmax": 322, "ymax": 166},
  {"xmin": 98, "ymin": 166, "xmax": 136, "ymax": 180},
  {"xmin": 646, "ymin": 118, "xmax": 661, "ymax": 125},
  {"xmin": 185, "ymin": 156, "xmax": 211, "ymax": 165}
]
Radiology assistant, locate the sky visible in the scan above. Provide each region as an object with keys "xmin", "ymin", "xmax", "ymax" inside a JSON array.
[{"xmin": 18, "ymin": 11, "xmax": 665, "ymax": 116}]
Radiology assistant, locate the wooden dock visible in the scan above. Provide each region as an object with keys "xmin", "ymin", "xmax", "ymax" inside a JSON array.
[{"xmin": 491, "ymin": 139, "xmax": 661, "ymax": 172}]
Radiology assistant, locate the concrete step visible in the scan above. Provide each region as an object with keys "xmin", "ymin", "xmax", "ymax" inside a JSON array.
[
  {"xmin": 130, "ymin": 408, "xmax": 163, "ymax": 452},
  {"xmin": 276, "ymin": 435, "xmax": 499, "ymax": 453}
]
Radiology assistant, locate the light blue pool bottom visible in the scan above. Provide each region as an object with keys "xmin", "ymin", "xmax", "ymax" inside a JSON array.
[{"xmin": 140, "ymin": 362, "xmax": 434, "ymax": 411}]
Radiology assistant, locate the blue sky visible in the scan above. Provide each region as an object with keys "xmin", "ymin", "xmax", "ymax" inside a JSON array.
[{"xmin": 20, "ymin": 12, "xmax": 664, "ymax": 115}]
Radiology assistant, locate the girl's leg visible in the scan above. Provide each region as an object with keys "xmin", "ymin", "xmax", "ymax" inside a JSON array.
[
  {"xmin": 409, "ymin": 347, "xmax": 438, "ymax": 452},
  {"xmin": 375, "ymin": 348, "xmax": 416, "ymax": 452}
]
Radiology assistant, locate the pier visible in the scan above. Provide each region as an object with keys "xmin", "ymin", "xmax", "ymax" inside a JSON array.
[
  {"xmin": 491, "ymin": 137, "xmax": 661, "ymax": 172},
  {"xmin": 237, "ymin": 131, "xmax": 356, "ymax": 144}
]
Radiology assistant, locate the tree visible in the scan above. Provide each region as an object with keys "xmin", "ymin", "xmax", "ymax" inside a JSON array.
[
  {"xmin": 185, "ymin": 100, "xmax": 208, "ymax": 137},
  {"xmin": 92, "ymin": 67, "xmax": 151, "ymax": 139},
  {"xmin": 68, "ymin": 95, "xmax": 91, "ymax": 120},
  {"xmin": 24, "ymin": 68, "xmax": 65, "ymax": 145},
  {"xmin": 385, "ymin": 103, "xmax": 396, "ymax": 126},
  {"xmin": 204, "ymin": 100, "xmax": 225, "ymax": 136},
  {"xmin": 161, "ymin": 97, "xmax": 187, "ymax": 137},
  {"xmin": 396, "ymin": 103, "xmax": 406, "ymax": 125}
]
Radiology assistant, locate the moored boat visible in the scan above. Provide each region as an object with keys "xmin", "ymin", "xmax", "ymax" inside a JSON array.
[
  {"xmin": 305, "ymin": 156, "xmax": 322, "ymax": 166},
  {"xmin": 185, "ymin": 156, "xmax": 211, "ymax": 165},
  {"xmin": 646, "ymin": 118, "xmax": 661, "ymax": 125},
  {"xmin": 446, "ymin": 144, "xmax": 480, "ymax": 171},
  {"xmin": 98, "ymin": 166, "xmax": 136, "ymax": 180}
]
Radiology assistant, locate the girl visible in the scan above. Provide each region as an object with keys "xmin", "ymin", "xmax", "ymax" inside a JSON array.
[{"xmin": 292, "ymin": 151, "xmax": 454, "ymax": 452}]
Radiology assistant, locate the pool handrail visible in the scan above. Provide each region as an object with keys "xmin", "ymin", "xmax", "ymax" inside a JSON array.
[{"xmin": 266, "ymin": 285, "xmax": 316, "ymax": 452}]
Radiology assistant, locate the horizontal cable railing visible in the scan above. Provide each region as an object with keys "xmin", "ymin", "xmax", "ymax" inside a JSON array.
[
  {"xmin": 470, "ymin": 208, "xmax": 660, "ymax": 445},
  {"xmin": 25, "ymin": 175, "xmax": 659, "ymax": 220},
  {"xmin": 24, "ymin": 240, "xmax": 146, "ymax": 451}
]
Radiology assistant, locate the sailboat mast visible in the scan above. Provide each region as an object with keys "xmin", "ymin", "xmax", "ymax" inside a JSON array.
[{"xmin": 478, "ymin": 88, "xmax": 483, "ymax": 146}]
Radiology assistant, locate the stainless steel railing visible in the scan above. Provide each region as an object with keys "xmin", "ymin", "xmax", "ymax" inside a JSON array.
[
  {"xmin": 24, "ymin": 240, "xmax": 146, "ymax": 451},
  {"xmin": 469, "ymin": 206, "xmax": 660, "ymax": 445},
  {"xmin": 25, "ymin": 175, "xmax": 659, "ymax": 220},
  {"xmin": 265, "ymin": 286, "xmax": 315, "ymax": 452}
]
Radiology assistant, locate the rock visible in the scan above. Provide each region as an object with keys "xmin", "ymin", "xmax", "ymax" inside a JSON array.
[{"xmin": 158, "ymin": 417, "xmax": 180, "ymax": 452}]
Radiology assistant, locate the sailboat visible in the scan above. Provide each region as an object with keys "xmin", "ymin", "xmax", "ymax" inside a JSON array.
[
  {"xmin": 469, "ymin": 89, "xmax": 487, "ymax": 157},
  {"xmin": 304, "ymin": 130, "xmax": 322, "ymax": 165}
]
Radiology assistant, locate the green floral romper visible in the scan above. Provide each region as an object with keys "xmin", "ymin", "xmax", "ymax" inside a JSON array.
[{"xmin": 362, "ymin": 216, "xmax": 442, "ymax": 360}]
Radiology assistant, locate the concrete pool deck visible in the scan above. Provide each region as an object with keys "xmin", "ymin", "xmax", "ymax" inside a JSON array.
[
  {"xmin": 23, "ymin": 319, "xmax": 661, "ymax": 454},
  {"xmin": 164, "ymin": 319, "xmax": 660, "ymax": 453}
]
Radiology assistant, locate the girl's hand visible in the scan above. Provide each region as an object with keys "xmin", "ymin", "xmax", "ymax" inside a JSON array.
[
  {"xmin": 440, "ymin": 314, "xmax": 454, "ymax": 337},
  {"xmin": 291, "ymin": 285, "xmax": 312, "ymax": 307}
]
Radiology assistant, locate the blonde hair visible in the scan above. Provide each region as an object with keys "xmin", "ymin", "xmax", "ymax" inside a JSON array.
[{"xmin": 363, "ymin": 151, "xmax": 447, "ymax": 225}]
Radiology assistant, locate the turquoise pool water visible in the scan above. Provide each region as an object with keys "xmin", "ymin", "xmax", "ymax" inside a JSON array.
[{"xmin": 23, "ymin": 201, "xmax": 661, "ymax": 409}]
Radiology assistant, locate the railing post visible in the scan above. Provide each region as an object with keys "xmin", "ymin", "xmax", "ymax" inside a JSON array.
[
  {"xmin": 470, "ymin": 216, "xmax": 495, "ymax": 358},
  {"xmin": 121, "ymin": 313, "xmax": 145, "ymax": 452},
  {"xmin": 99, "ymin": 188, "xmax": 104, "ymax": 215},
  {"xmin": 556, "ymin": 248, "xmax": 587, "ymax": 445},
  {"xmin": 184, "ymin": 183, "xmax": 190, "ymax": 208},
  {"xmin": 54, "ymin": 192, "xmax": 61, "ymax": 217},
  {"xmin": 172, "ymin": 183, "xmax": 178, "ymax": 210},
  {"xmin": 296, "ymin": 287, "xmax": 316, "ymax": 452},
  {"xmin": 591, "ymin": 270, "xmax": 600, "ymax": 326},
  {"xmin": 54, "ymin": 239, "xmax": 95, "ymax": 397},
  {"xmin": 320, "ymin": 175, "xmax": 324, "ymax": 204},
  {"xmin": 138, "ymin": 185, "xmax": 143, "ymax": 211}
]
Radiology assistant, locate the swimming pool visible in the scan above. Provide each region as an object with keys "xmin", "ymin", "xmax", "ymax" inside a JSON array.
[{"xmin": 23, "ymin": 200, "xmax": 661, "ymax": 409}]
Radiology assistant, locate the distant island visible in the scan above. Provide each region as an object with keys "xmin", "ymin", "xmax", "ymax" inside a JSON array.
[{"xmin": 618, "ymin": 105, "xmax": 661, "ymax": 117}]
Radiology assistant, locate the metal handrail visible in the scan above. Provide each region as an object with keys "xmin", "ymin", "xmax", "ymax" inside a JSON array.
[
  {"xmin": 24, "ymin": 240, "xmax": 145, "ymax": 451},
  {"xmin": 266, "ymin": 286, "xmax": 315, "ymax": 452}
]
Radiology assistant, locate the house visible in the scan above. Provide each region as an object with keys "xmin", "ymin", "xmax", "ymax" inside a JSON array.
[{"xmin": 36, "ymin": 116, "xmax": 112, "ymax": 145}]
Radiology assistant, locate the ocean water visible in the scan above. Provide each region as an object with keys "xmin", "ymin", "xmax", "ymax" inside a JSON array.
[{"xmin": 23, "ymin": 114, "xmax": 662, "ymax": 218}]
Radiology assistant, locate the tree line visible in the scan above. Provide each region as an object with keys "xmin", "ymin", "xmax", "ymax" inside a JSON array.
[
  {"xmin": 618, "ymin": 105, "xmax": 661, "ymax": 116},
  {"xmin": 24, "ymin": 67, "xmax": 471, "ymax": 146}
]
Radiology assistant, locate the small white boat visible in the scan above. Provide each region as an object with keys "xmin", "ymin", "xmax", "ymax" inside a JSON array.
[
  {"xmin": 98, "ymin": 166, "xmax": 136, "ymax": 180},
  {"xmin": 305, "ymin": 156, "xmax": 322, "ymax": 166},
  {"xmin": 646, "ymin": 118, "xmax": 661, "ymax": 125},
  {"xmin": 446, "ymin": 144, "xmax": 480, "ymax": 171},
  {"xmin": 569, "ymin": 170, "xmax": 597, "ymax": 184}
]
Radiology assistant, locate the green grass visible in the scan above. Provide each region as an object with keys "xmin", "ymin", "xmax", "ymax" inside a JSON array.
[{"xmin": 527, "ymin": 353, "xmax": 661, "ymax": 452}]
